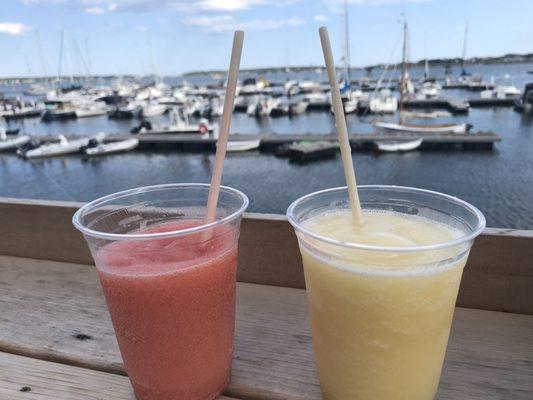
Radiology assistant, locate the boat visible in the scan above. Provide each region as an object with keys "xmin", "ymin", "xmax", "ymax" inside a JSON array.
[
  {"xmin": 239, "ymin": 78, "xmax": 262, "ymax": 95},
  {"xmin": 226, "ymin": 139, "xmax": 261, "ymax": 152},
  {"xmin": 304, "ymin": 92, "xmax": 330, "ymax": 110},
  {"xmin": 21, "ymin": 133, "xmax": 106, "ymax": 159},
  {"xmin": 375, "ymin": 21, "xmax": 473, "ymax": 135},
  {"xmin": 513, "ymin": 83, "xmax": 533, "ymax": 114},
  {"xmin": 374, "ymin": 121, "xmax": 471, "ymax": 134},
  {"xmin": 270, "ymin": 98, "xmax": 290, "ymax": 117},
  {"xmin": 42, "ymin": 101, "xmax": 77, "ymax": 121},
  {"xmin": 375, "ymin": 138, "xmax": 423, "ymax": 152},
  {"xmin": 288, "ymin": 100, "xmax": 308, "ymax": 116},
  {"xmin": 233, "ymin": 96, "xmax": 250, "ymax": 112},
  {"xmin": 75, "ymin": 102, "xmax": 109, "ymax": 118},
  {"xmin": 0, "ymin": 129, "xmax": 31, "ymax": 151},
  {"xmin": 298, "ymin": 80, "xmax": 322, "ymax": 94},
  {"xmin": 141, "ymin": 103, "xmax": 167, "ymax": 118},
  {"xmin": 84, "ymin": 138, "xmax": 139, "ymax": 156},
  {"xmin": 481, "ymin": 76, "xmax": 521, "ymax": 99},
  {"xmin": 108, "ymin": 102, "xmax": 142, "ymax": 119},
  {"xmin": 247, "ymin": 97, "xmax": 276, "ymax": 117},
  {"xmin": 137, "ymin": 109, "xmax": 212, "ymax": 135},
  {"xmin": 1, "ymin": 101, "xmax": 45, "ymax": 121},
  {"xmin": 416, "ymin": 81, "xmax": 441, "ymax": 99},
  {"xmin": 369, "ymin": 89, "xmax": 398, "ymax": 114}
]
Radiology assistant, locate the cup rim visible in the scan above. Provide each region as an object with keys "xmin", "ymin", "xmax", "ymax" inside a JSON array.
[
  {"xmin": 72, "ymin": 183, "xmax": 249, "ymax": 241},
  {"xmin": 286, "ymin": 185, "xmax": 486, "ymax": 253}
]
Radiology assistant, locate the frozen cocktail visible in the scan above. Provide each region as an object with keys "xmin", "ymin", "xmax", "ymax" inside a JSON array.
[
  {"xmin": 73, "ymin": 183, "xmax": 249, "ymax": 400},
  {"xmin": 287, "ymin": 185, "xmax": 485, "ymax": 400}
]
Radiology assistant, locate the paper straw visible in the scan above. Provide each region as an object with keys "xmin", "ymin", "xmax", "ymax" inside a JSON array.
[
  {"xmin": 319, "ymin": 26, "xmax": 362, "ymax": 224},
  {"xmin": 204, "ymin": 30, "xmax": 244, "ymax": 224}
]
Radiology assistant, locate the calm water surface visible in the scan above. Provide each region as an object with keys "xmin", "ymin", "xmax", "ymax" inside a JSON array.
[{"xmin": 1, "ymin": 63, "xmax": 532, "ymax": 229}]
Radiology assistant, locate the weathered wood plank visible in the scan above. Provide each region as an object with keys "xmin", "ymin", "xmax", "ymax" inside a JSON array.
[
  {"xmin": 0, "ymin": 351, "xmax": 237, "ymax": 400},
  {"xmin": 0, "ymin": 198, "xmax": 532, "ymax": 314},
  {"xmin": 0, "ymin": 255, "xmax": 531, "ymax": 400}
]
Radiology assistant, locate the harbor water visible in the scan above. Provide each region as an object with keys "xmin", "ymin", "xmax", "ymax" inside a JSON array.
[{"xmin": 1, "ymin": 63, "xmax": 532, "ymax": 229}]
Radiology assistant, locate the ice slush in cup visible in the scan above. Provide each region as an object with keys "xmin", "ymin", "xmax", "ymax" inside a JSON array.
[
  {"xmin": 287, "ymin": 185, "xmax": 485, "ymax": 400},
  {"xmin": 73, "ymin": 183, "xmax": 249, "ymax": 400}
]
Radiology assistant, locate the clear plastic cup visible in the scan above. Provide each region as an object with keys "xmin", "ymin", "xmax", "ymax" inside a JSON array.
[
  {"xmin": 287, "ymin": 185, "xmax": 485, "ymax": 400},
  {"xmin": 73, "ymin": 183, "xmax": 249, "ymax": 400}
]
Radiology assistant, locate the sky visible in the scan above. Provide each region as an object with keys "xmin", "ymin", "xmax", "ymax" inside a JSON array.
[{"xmin": 0, "ymin": 0, "xmax": 532, "ymax": 77}]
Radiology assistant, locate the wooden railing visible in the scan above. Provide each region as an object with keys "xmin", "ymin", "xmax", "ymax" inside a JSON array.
[{"xmin": 1, "ymin": 197, "xmax": 532, "ymax": 315}]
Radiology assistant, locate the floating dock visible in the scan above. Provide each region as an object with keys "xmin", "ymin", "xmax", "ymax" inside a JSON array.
[
  {"xmin": 467, "ymin": 98, "xmax": 517, "ymax": 107},
  {"xmin": 99, "ymin": 131, "xmax": 500, "ymax": 151},
  {"xmin": 403, "ymin": 98, "xmax": 470, "ymax": 114},
  {"xmin": 35, "ymin": 131, "xmax": 501, "ymax": 153}
]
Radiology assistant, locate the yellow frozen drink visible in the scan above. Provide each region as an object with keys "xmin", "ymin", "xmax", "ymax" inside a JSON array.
[{"xmin": 287, "ymin": 186, "xmax": 485, "ymax": 400}]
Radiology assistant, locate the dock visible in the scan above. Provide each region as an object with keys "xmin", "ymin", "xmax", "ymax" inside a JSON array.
[
  {"xmin": 403, "ymin": 98, "xmax": 470, "ymax": 114},
  {"xmin": 33, "ymin": 130, "xmax": 501, "ymax": 153},
  {"xmin": 99, "ymin": 131, "xmax": 500, "ymax": 151},
  {"xmin": 467, "ymin": 97, "xmax": 517, "ymax": 107}
]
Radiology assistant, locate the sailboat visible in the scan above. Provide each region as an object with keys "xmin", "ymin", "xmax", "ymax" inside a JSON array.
[{"xmin": 374, "ymin": 21, "xmax": 470, "ymax": 135}]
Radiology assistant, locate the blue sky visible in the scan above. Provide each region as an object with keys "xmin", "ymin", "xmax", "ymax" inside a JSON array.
[{"xmin": 0, "ymin": 0, "xmax": 532, "ymax": 77}]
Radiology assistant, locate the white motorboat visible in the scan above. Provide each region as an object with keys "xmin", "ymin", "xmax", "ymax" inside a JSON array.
[
  {"xmin": 141, "ymin": 103, "xmax": 167, "ymax": 118},
  {"xmin": 239, "ymin": 78, "xmax": 263, "ymax": 95},
  {"xmin": 140, "ymin": 109, "xmax": 211, "ymax": 135},
  {"xmin": 288, "ymin": 100, "xmax": 308, "ymax": 116},
  {"xmin": 23, "ymin": 133, "xmax": 106, "ymax": 158},
  {"xmin": 226, "ymin": 139, "xmax": 261, "ymax": 152},
  {"xmin": 298, "ymin": 80, "xmax": 322, "ymax": 93},
  {"xmin": 269, "ymin": 98, "xmax": 290, "ymax": 117},
  {"xmin": 75, "ymin": 102, "xmax": 109, "ymax": 118},
  {"xmin": 369, "ymin": 89, "xmax": 398, "ymax": 114},
  {"xmin": 481, "ymin": 76, "xmax": 521, "ymax": 99},
  {"xmin": 304, "ymin": 92, "xmax": 330, "ymax": 110},
  {"xmin": 374, "ymin": 121, "xmax": 471, "ymax": 134},
  {"xmin": 0, "ymin": 129, "xmax": 31, "ymax": 151},
  {"xmin": 417, "ymin": 81, "xmax": 441, "ymax": 99},
  {"xmin": 85, "ymin": 138, "xmax": 139, "ymax": 156},
  {"xmin": 375, "ymin": 138, "xmax": 423, "ymax": 152},
  {"xmin": 247, "ymin": 97, "xmax": 276, "ymax": 117},
  {"xmin": 42, "ymin": 101, "xmax": 78, "ymax": 121}
]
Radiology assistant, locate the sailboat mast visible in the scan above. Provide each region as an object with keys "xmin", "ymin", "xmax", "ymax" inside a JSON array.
[
  {"xmin": 57, "ymin": 27, "xmax": 65, "ymax": 91},
  {"xmin": 461, "ymin": 22, "xmax": 468, "ymax": 73},
  {"xmin": 424, "ymin": 35, "xmax": 428, "ymax": 79},
  {"xmin": 399, "ymin": 21, "xmax": 408, "ymax": 116},
  {"xmin": 343, "ymin": 0, "xmax": 351, "ymax": 81}
]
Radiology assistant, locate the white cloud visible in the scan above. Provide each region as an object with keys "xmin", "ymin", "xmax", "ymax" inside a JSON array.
[
  {"xmin": 84, "ymin": 6, "xmax": 105, "ymax": 14},
  {"xmin": 23, "ymin": 0, "xmax": 304, "ymax": 12},
  {"xmin": 0, "ymin": 22, "xmax": 31, "ymax": 35},
  {"xmin": 314, "ymin": 14, "xmax": 327, "ymax": 21},
  {"xmin": 185, "ymin": 14, "xmax": 305, "ymax": 32},
  {"xmin": 198, "ymin": 0, "xmax": 263, "ymax": 11},
  {"xmin": 346, "ymin": 0, "xmax": 433, "ymax": 5},
  {"xmin": 135, "ymin": 24, "xmax": 147, "ymax": 31}
]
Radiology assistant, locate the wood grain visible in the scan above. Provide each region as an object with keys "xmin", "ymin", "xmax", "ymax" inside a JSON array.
[
  {"xmin": 0, "ymin": 198, "xmax": 532, "ymax": 314},
  {"xmin": 0, "ymin": 255, "xmax": 531, "ymax": 400},
  {"xmin": 0, "ymin": 351, "xmax": 238, "ymax": 400}
]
